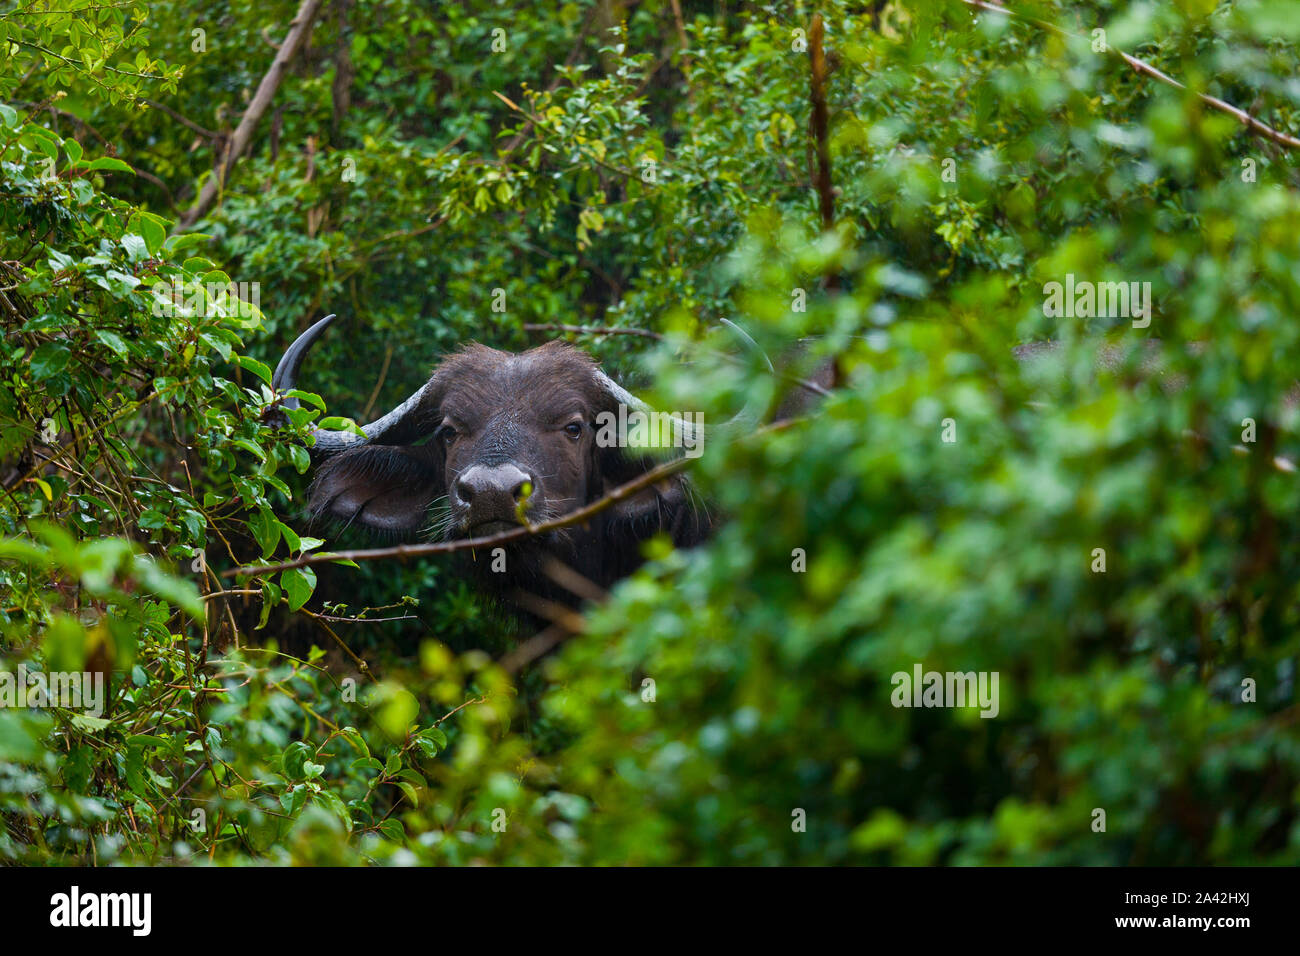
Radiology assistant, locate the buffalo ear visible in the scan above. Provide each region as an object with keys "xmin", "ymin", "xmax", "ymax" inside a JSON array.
[
  {"xmin": 594, "ymin": 445, "xmax": 707, "ymax": 541},
  {"xmin": 309, "ymin": 444, "xmax": 444, "ymax": 535},
  {"xmin": 587, "ymin": 369, "xmax": 708, "ymax": 540}
]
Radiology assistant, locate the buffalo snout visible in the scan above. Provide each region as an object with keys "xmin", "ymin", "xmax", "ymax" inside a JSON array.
[{"xmin": 453, "ymin": 463, "xmax": 536, "ymax": 533}]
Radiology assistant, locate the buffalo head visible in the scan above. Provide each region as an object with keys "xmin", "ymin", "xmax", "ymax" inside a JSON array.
[{"xmin": 272, "ymin": 315, "xmax": 709, "ymax": 602}]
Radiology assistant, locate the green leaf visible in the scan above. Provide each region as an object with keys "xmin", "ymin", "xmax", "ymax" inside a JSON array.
[
  {"xmin": 281, "ymin": 566, "xmax": 316, "ymax": 612},
  {"xmin": 231, "ymin": 438, "xmax": 267, "ymax": 462},
  {"xmin": 137, "ymin": 509, "xmax": 168, "ymax": 530},
  {"xmin": 131, "ymin": 555, "xmax": 203, "ymax": 619},
  {"xmin": 350, "ymin": 756, "xmax": 383, "ymax": 774},
  {"xmin": 280, "ymin": 785, "xmax": 308, "ymax": 816},
  {"xmin": 30, "ymin": 342, "xmax": 71, "ymax": 380},
  {"xmin": 281, "ymin": 741, "xmax": 310, "ymax": 780},
  {"xmin": 70, "ymin": 715, "xmax": 112, "ymax": 733},
  {"xmin": 316, "ymin": 417, "xmax": 365, "ymax": 436},
  {"xmin": 285, "ymin": 389, "xmax": 325, "ymax": 410},
  {"xmin": 420, "ymin": 727, "xmax": 448, "ymax": 749},
  {"xmin": 96, "ymin": 330, "xmax": 129, "ymax": 357},
  {"xmin": 256, "ymin": 580, "xmax": 281, "ymax": 629},
  {"xmin": 277, "ymin": 520, "xmax": 301, "ymax": 554},
  {"xmin": 316, "ymin": 790, "xmax": 353, "ymax": 832},
  {"xmin": 43, "ymin": 613, "xmax": 86, "ymax": 673},
  {"xmin": 140, "ymin": 215, "xmax": 166, "ymax": 255},
  {"xmin": 121, "ymin": 233, "xmax": 148, "ymax": 262},
  {"xmin": 377, "ymin": 818, "xmax": 404, "ymax": 842},
  {"xmin": 85, "ymin": 156, "xmax": 134, "ymax": 174},
  {"xmin": 236, "ymin": 354, "xmax": 272, "ymax": 384},
  {"xmin": 0, "ymin": 538, "xmax": 51, "ymax": 566},
  {"xmin": 248, "ymin": 506, "xmax": 280, "ymax": 558},
  {"xmin": 287, "ymin": 444, "xmax": 310, "ymax": 473}
]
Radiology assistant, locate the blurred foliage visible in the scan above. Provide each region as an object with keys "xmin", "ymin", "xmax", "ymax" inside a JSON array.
[{"xmin": 1, "ymin": 0, "xmax": 1298, "ymax": 864}]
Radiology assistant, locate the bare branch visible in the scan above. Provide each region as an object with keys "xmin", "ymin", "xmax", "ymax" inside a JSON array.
[
  {"xmin": 142, "ymin": 99, "xmax": 218, "ymax": 139},
  {"xmin": 500, "ymin": 624, "xmax": 571, "ymax": 674},
  {"xmin": 808, "ymin": 14, "xmax": 836, "ymax": 237},
  {"xmin": 177, "ymin": 0, "xmax": 326, "ymax": 229},
  {"xmin": 226, "ymin": 454, "xmax": 693, "ymax": 579},
  {"xmin": 523, "ymin": 323, "xmax": 665, "ymax": 341},
  {"xmin": 960, "ymin": 0, "xmax": 1300, "ymax": 150}
]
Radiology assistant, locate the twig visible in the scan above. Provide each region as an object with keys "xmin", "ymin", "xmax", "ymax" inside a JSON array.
[
  {"xmin": 493, "ymin": 91, "xmax": 636, "ymax": 179},
  {"xmin": 808, "ymin": 13, "xmax": 844, "ymax": 388},
  {"xmin": 177, "ymin": 0, "xmax": 326, "ymax": 228},
  {"xmin": 433, "ymin": 695, "xmax": 487, "ymax": 726},
  {"xmin": 523, "ymin": 323, "xmax": 664, "ymax": 340},
  {"xmin": 500, "ymin": 624, "xmax": 569, "ymax": 674},
  {"xmin": 227, "ymin": 455, "xmax": 692, "ymax": 578},
  {"xmin": 298, "ymin": 606, "xmax": 374, "ymax": 677},
  {"xmin": 142, "ymin": 99, "xmax": 218, "ymax": 139},
  {"xmin": 808, "ymin": 14, "xmax": 836, "ymax": 237},
  {"xmin": 201, "ymin": 589, "xmax": 262, "ymax": 602},
  {"xmin": 360, "ymin": 344, "xmax": 394, "ymax": 420},
  {"xmin": 497, "ymin": 21, "xmax": 596, "ymax": 156},
  {"xmin": 316, "ymin": 613, "xmax": 418, "ymax": 624},
  {"xmin": 960, "ymin": 0, "xmax": 1300, "ymax": 150},
  {"xmin": 13, "ymin": 100, "xmax": 110, "ymax": 146},
  {"xmin": 358, "ymin": 215, "xmax": 447, "ymax": 253}
]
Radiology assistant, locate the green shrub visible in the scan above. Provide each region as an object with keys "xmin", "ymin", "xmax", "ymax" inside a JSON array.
[{"xmin": 1, "ymin": 0, "xmax": 1297, "ymax": 865}]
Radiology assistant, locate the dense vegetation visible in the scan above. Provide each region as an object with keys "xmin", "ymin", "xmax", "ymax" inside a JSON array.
[{"xmin": 1, "ymin": 0, "xmax": 1298, "ymax": 865}]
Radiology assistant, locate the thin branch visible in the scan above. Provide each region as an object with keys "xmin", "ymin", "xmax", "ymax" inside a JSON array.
[
  {"xmin": 13, "ymin": 100, "xmax": 110, "ymax": 145},
  {"xmin": 808, "ymin": 14, "xmax": 836, "ymax": 236},
  {"xmin": 808, "ymin": 13, "xmax": 846, "ymax": 389},
  {"xmin": 360, "ymin": 344, "xmax": 394, "ymax": 420},
  {"xmin": 226, "ymin": 455, "xmax": 692, "ymax": 578},
  {"xmin": 177, "ymin": 0, "xmax": 326, "ymax": 229},
  {"xmin": 960, "ymin": 0, "xmax": 1300, "ymax": 150},
  {"xmin": 497, "ymin": 20, "xmax": 596, "ymax": 156},
  {"xmin": 298, "ymin": 606, "xmax": 374, "ymax": 677},
  {"xmin": 433, "ymin": 695, "xmax": 487, "ymax": 726},
  {"xmin": 201, "ymin": 589, "xmax": 262, "ymax": 602},
  {"xmin": 493, "ymin": 90, "xmax": 636, "ymax": 179},
  {"xmin": 9, "ymin": 38, "xmax": 160, "ymax": 80},
  {"xmin": 523, "ymin": 323, "xmax": 664, "ymax": 341},
  {"xmin": 358, "ymin": 215, "xmax": 447, "ymax": 254},
  {"xmin": 315, "ymin": 612, "xmax": 418, "ymax": 624},
  {"xmin": 142, "ymin": 99, "xmax": 218, "ymax": 139},
  {"xmin": 500, "ymin": 624, "xmax": 570, "ymax": 674}
]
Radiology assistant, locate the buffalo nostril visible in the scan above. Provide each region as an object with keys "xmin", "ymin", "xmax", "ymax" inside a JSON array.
[{"xmin": 455, "ymin": 464, "xmax": 533, "ymax": 520}]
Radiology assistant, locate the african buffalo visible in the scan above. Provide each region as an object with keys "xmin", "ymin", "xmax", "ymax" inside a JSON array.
[{"xmin": 272, "ymin": 315, "xmax": 712, "ymax": 608}]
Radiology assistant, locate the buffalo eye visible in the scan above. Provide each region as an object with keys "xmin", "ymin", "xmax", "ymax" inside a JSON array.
[
  {"xmin": 564, "ymin": 422, "xmax": 583, "ymax": 440},
  {"xmin": 436, "ymin": 424, "xmax": 457, "ymax": 446}
]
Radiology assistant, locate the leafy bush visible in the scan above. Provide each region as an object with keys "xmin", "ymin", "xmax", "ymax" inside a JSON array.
[{"xmin": 1, "ymin": 0, "xmax": 1298, "ymax": 864}]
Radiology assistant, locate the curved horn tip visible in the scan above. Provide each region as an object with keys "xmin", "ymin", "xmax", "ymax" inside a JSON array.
[
  {"xmin": 272, "ymin": 313, "xmax": 340, "ymax": 392},
  {"xmin": 720, "ymin": 317, "xmax": 774, "ymax": 372}
]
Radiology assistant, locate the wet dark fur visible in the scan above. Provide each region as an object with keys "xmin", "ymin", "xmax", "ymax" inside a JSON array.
[{"xmin": 306, "ymin": 341, "xmax": 710, "ymax": 610}]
